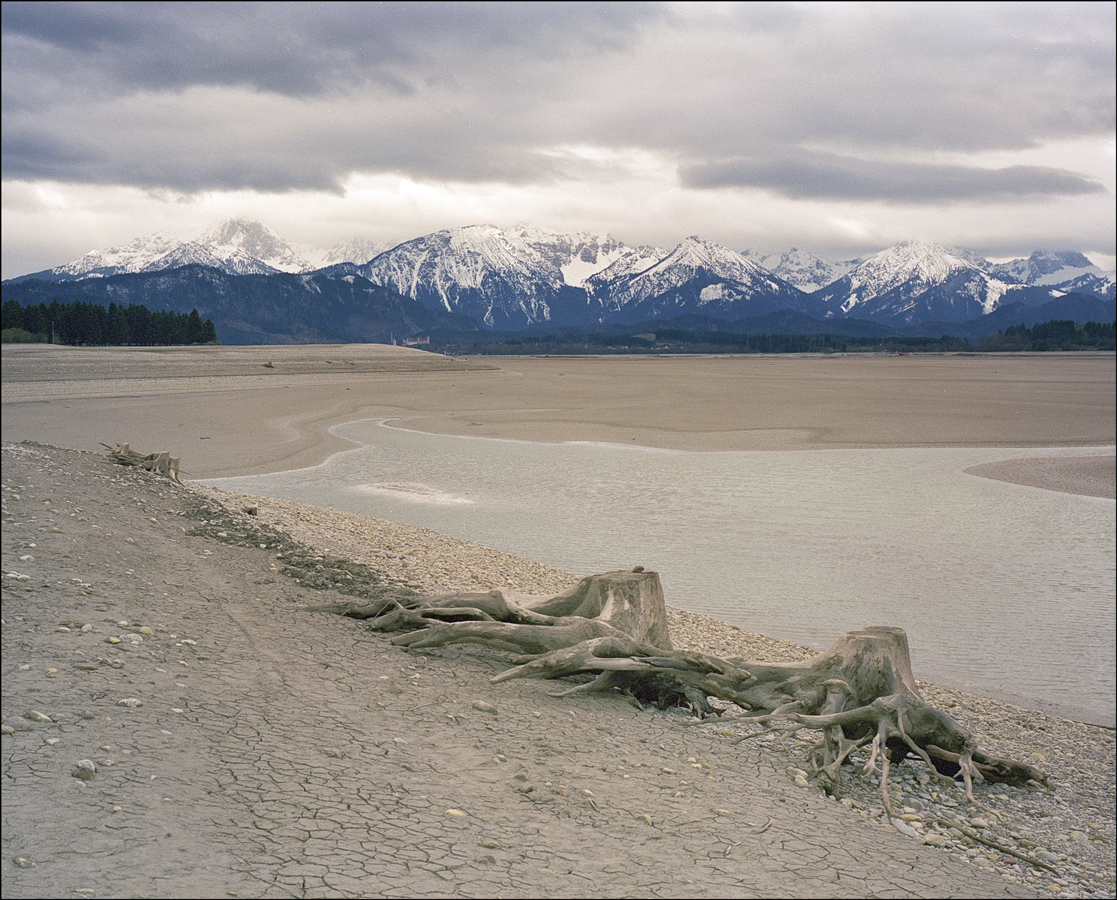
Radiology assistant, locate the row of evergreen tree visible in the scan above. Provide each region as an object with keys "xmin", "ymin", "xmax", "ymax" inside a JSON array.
[
  {"xmin": 440, "ymin": 319, "xmax": 1115, "ymax": 355},
  {"xmin": 1, "ymin": 299, "xmax": 218, "ymax": 346},
  {"xmin": 979, "ymin": 320, "xmax": 1115, "ymax": 352},
  {"xmin": 3, "ymin": 297, "xmax": 1112, "ymax": 352}
]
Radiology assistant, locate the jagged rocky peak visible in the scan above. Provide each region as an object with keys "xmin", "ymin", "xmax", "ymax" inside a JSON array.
[
  {"xmin": 741, "ymin": 247, "xmax": 861, "ymax": 292},
  {"xmin": 198, "ymin": 218, "xmax": 312, "ymax": 273},
  {"xmin": 317, "ymin": 237, "xmax": 394, "ymax": 267},
  {"xmin": 810, "ymin": 239, "xmax": 1019, "ymax": 322},
  {"xmin": 355, "ymin": 223, "xmax": 568, "ymax": 328},
  {"xmin": 586, "ymin": 245, "xmax": 668, "ymax": 283},
  {"xmin": 448, "ymin": 223, "xmax": 524, "ymax": 255},
  {"xmin": 643, "ymin": 235, "xmax": 770, "ymax": 282},
  {"xmin": 426, "ymin": 224, "xmax": 560, "ymax": 281},
  {"xmin": 508, "ymin": 224, "xmax": 631, "ymax": 286},
  {"xmin": 992, "ymin": 250, "xmax": 1102, "ymax": 285},
  {"xmin": 844, "ymin": 240, "xmax": 984, "ymax": 295},
  {"xmin": 599, "ymin": 235, "xmax": 804, "ymax": 312}
]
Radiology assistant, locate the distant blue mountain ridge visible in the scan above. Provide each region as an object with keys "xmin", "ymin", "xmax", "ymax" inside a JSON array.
[{"xmin": 3, "ymin": 220, "xmax": 1113, "ymax": 344}]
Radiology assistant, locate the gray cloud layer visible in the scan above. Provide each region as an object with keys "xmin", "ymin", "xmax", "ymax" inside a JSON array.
[
  {"xmin": 681, "ymin": 151, "xmax": 1108, "ymax": 203},
  {"xmin": 1, "ymin": 1, "xmax": 1113, "ymax": 260},
  {"xmin": 2, "ymin": 2, "xmax": 660, "ymax": 99}
]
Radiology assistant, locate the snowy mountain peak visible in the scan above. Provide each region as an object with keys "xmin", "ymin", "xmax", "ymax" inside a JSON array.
[
  {"xmin": 509, "ymin": 224, "xmax": 629, "ymax": 287},
  {"xmin": 198, "ymin": 218, "xmax": 313, "ymax": 273},
  {"xmin": 355, "ymin": 224, "xmax": 565, "ymax": 328},
  {"xmin": 840, "ymin": 240, "xmax": 981, "ymax": 301},
  {"xmin": 604, "ymin": 235, "xmax": 800, "ymax": 312},
  {"xmin": 49, "ymin": 229, "xmax": 189, "ymax": 278},
  {"xmin": 642, "ymin": 236, "xmax": 769, "ymax": 283},
  {"xmin": 812, "ymin": 239, "xmax": 1018, "ymax": 322},
  {"xmin": 741, "ymin": 247, "xmax": 862, "ymax": 292},
  {"xmin": 314, "ymin": 236, "xmax": 393, "ymax": 267},
  {"xmin": 991, "ymin": 250, "xmax": 1102, "ymax": 286}
]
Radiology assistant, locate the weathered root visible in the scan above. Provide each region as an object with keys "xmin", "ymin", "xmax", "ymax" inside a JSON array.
[
  {"xmin": 392, "ymin": 618, "xmax": 620, "ymax": 655},
  {"xmin": 926, "ymin": 744, "xmax": 1051, "ymax": 792}
]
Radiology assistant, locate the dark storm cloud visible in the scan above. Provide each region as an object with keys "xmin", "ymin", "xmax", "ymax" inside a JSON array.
[
  {"xmin": 680, "ymin": 152, "xmax": 1108, "ymax": 203},
  {"xmin": 0, "ymin": 1, "xmax": 1113, "ymax": 208},
  {"xmin": 1, "ymin": 1, "xmax": 665, "ymax": 192},
  {"xmin": 1, "ymin": 1, "xmax": 661, "ymax": 98}
]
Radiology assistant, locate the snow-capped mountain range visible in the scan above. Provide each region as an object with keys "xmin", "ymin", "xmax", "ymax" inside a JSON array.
[
  {"xmin": 810, "ymin": 241, "xmax": 1016, "ymax": 325},
  {"xmin": 7, "ymin": 218, "xmax": 1113, "ymax": 333},
  {"xmin": 341, "ymin": 224, "xmax": 577, "ymax": 329},
  {"xmin": 38, "ymin": 218, "xmax": 391, "ymax": 280},
  {"xmin": 594, "ymin": 235, "xmax": 810, "ymax": 322}
]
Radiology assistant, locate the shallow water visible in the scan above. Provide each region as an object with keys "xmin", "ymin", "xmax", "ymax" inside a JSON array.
[{"xmin": 204, "ymin": 421, "xmax": 1116, "ymax": 726}]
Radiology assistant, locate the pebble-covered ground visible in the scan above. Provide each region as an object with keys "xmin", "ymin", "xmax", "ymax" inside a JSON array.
[{"xmin": 194, "ymin": 485, "xmax": 1116, "ymax": 900}]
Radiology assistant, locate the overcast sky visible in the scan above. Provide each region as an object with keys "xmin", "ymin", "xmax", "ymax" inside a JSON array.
[{"xmin": 2, "ymin": 1, "xmax": 1114, "ymax": 279}]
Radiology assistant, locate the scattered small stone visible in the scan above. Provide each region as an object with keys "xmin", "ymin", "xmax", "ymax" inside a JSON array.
[
  {"xmin": 72, "ymin": 759, "xmax": 96, "ymax": 780},
  {"xmin": 892, "ymin": 820, "xmax": 920, "ymax": 838}
]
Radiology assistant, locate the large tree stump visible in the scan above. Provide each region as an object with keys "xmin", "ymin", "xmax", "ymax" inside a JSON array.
[
  {"xmin": 330, "ymin": 567, "xmax": 1049, "ymax": 811},
  {"xmin": 102, "ymin": 442, "xmax": 182, "ymax": 482}
]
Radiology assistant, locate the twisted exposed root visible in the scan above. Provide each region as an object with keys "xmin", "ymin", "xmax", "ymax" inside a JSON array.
[
  {"xmin": 322, "ymin": 572, "xmax": 1050, "ymax": 820},
  {"xmin": 815, "ymin": 730, "xmax": 872, "ymax": 783}
]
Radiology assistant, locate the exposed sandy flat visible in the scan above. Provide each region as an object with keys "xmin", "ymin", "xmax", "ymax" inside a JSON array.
[{"xmin": 2, "ymin": 344, "xmax": 1114, "ymax": 496}]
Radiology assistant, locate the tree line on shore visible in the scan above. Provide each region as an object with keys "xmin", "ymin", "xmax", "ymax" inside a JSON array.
[
  {"xmin": 2, "ymin": 299, "xmax": 218, "ymax": 346},
  {"xmin": 1, "ymin": 297, "xmax": 1112, "ymax": 353},
  {"xmin": 436, "ymin": 319, "xmax": 1115, "ymax": 355}
]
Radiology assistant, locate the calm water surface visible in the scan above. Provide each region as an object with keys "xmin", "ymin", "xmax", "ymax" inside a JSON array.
[{"xmin": 204, "ymin": 420, "xmax": 1116, "ymax": 726}]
